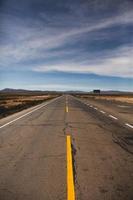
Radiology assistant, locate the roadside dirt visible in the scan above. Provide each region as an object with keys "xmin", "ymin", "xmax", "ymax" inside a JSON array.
[
  {"xmin": 79, "ymin": 95, "xmax": 133, "ymax": 104},
  {"xmin": 94, "ymin": 96, "xmax": 133, "ymax": 104},
  {"xmin": 0, "ymin": 94, "xmax": 57, "ymax": 119}
]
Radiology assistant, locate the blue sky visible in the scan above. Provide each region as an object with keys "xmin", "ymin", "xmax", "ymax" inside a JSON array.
[{"xmin": 0, "ymin": 0, "xmax": 133, "ymax": 91}]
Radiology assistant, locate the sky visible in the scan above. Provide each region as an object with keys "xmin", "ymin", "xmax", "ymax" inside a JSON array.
[{"xmin": 0, "ymin": 0, "xmax": 133, "ymax": 91}]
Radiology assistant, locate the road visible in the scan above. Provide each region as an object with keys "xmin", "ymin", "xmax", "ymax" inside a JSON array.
[{"xmin": 0, "ymin": 95, "xmax": 133, "ymax": 200}]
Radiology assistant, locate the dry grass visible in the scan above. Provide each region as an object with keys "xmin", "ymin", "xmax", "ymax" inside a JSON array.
[
  {"xmin": 94, "ymin": 96, "xmax": 133, "ymax": 104},
  {"xmin": 0, "ymin": 95, "xmax": 51, "ymax": 108},
  {"xmin": 0, "ymin": 94, "xmax": 58, "ymax": 118},
  {"xmin": 77, "ymin": 94, "xmax": 133, "ymax": 104}
]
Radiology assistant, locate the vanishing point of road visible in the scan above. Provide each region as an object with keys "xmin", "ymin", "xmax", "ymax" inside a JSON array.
[{"xmin": 0, "ymin": 95, "xmax": 133, "ymax": 200}]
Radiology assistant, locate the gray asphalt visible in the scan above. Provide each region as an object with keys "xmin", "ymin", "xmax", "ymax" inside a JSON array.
[
  {"xmin": 0, "ymin": 95, "xmax": 133, "ymax": 200},
  {"xmin": 76, "ymin": 95, "xmax": 133, "ymax": 125}
]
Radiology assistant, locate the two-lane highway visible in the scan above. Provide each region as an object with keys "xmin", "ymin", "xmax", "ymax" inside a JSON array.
[{"xmin": 0, "ymin": 95, "xmax": 133, "ymax": 200}]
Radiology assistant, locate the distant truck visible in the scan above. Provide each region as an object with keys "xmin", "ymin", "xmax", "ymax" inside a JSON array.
[{"xmin": 93, "ymin": 90, "xmax": 101, "ymax": 94}]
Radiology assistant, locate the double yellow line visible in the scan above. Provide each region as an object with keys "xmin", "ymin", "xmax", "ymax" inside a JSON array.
[{"xmin": 67, "ymin": 135, "xmax": 75, "ymax": 200}]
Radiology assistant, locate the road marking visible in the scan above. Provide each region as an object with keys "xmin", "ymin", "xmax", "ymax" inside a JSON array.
[
  {"xmin": 118, "ymin": 105, "xmax": 130, "ymax": 108},
  {"xmin": 109, "ymin": 115, "xmax": 118, "ymax": 120},
  {"xmin": 66, "ymin": 106, "xmax": 69, "ymax": 113},
  {"xmin": 0, "ymin": 97, "xmax": 60, "ymax": 129},
  {"xmin": 72, "ymin": 96, "xmax": 133, "ymax": 131},
  {"xmin": 100, "ymin": 110, "xmax": 106, "ymax": 114},
  {"xmin": 67, "ymin": 135, "xmax": 75, "ymax": 200},
  {"xmin": 125, "ymin": 123, "xmax": 133, "ymax": 129}
]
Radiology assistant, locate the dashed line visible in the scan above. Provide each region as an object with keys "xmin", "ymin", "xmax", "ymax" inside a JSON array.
[
  {"xmin": 66, "ymin": 96, "xmax": 69, "ymax": 113},
  {"xmin": 125, "ymin": 123, "xmax": 133, "ymax": 129},
  {"xmin": 100, "ymin": 110, "xmax": 106, "ymax": 114},
  {"xmin": 66, "ymin": 106, "xmax": 69, "ymax": 113},
  {"xmin": 67, "ymin": 135, "xmax": 75, "ymax": 200},
  {"xmin": 74, "ymin": 97, "xmax": 132, "ymax": 131},
  {"xmin": 109, "ymin": 115, "xmax": 118, "ymax": 120}
]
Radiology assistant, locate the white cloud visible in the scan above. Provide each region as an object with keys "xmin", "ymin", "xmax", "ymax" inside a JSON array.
[
  {"xmin": 33, "ymin": 45, "xmax": 133, "ymax": 78},
  {"xmin": 0, "ymin": 10, "xmax": 133, "ymax": 78},
  {"xmin": 28, "ymin": 84, "xmax": 92, "ymax": 91}
]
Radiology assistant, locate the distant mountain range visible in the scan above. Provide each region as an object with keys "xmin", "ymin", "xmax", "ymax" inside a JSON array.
[
  {"xmin": 90, "ymin": 90, "xmax": 133, "ymax": 94},
  {"xmin": 0, "ymin": 88, "xmax": 62, "ymax": 94},
  {"xmin": 0, "ymin": 88, "xmax": 132, "ymax": 94},
  {"xmin": 0, "ymin": 88, "xmax": 31, "ymax": 93}
]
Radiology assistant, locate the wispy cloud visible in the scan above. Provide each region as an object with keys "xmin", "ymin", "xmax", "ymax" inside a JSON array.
[
  {"xmin": 33, "ymin": 44, "xmax": 133, "ymax": 78},
  {"xmin": 0, "ymin": 9, "xmax": 133, "ymax": 66},
  {"xmin": 0, "ymin": 0, "xmax": 133, "ymax": 90},
  {"xmin": 28, "ymin": 84, "xmax": 92, "ymax": 91}
]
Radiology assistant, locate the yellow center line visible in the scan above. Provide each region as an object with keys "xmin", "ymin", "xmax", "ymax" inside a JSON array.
[
  {"xmin": 66, "ymin": 96, "xmax": 68, "ymax": 113},
  {"xmin": 66, "ymin": 105, "xmax": 69, "ymax": 113},
  {"xmin": 67, "ymin": 135, "xmax": 75, "ymax": 200}
]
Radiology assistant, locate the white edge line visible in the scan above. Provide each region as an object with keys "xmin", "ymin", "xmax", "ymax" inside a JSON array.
[
  {"xmin": 109, "ymin": 115, "xmax": 118, "ymax": 120},
  {"xmin": 125, "ymin": 123, "xmax": 133, "ymax": 129},
  {"xmin": 73, "ymin": 96, "xmax": 133, "ymax": 130},
  {"xmin": 0, "ymin": 96, "xmax": 61, "ymax": 129},
  {"xmin": 100, "ymin": 110, "xmax": 105, "ymax": 114}
]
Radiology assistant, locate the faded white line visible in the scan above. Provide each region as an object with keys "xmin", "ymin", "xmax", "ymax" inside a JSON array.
[
  {"xmin": 109, "ymin": 115, "xmax": 118, "ymax": 120},
  {"xmin": 0, "ymin": 96, "xmax": 60, "ymax": 129},
  {"xmin": 100, "ymin": 110, "xmax": 106, "ymax": 114},
  {"xmin": 94, "ymin": 107, "xmax": 98, "ymax": 110},
  {"xmin": 118, "ymin": 105, "xmax": 130, "ymax": 108},
  {"xmin": 125, "ymin": 123, "xmax": 133, "ymax": 129},
  {"xmin": 72, "ymin": 96, "xmax": 133, "ymax": 131}
]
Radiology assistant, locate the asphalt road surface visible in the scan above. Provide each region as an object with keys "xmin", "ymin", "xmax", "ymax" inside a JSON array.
[{"xmin": 0, "ymin": 95, "xmax": 133, "ymax": 200}]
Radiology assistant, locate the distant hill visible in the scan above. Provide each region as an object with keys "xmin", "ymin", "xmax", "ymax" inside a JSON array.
[
  {"xmin": 0, "ymin": 88, "xmax": 132, "ymax": 95},
  {"xmin": 0, "ymin": 88, "xmax": 62, "ymax": 95},
  {"xmin": 90, "ymin": 90, "xmax": 133, "ymax": 94},
  {"xmin": 0, "ymin": 88, "xmax": 31, "ymax": 93}
]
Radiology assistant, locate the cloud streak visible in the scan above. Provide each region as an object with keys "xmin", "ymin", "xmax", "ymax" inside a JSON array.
[
  {"xmin": 33, "ymin": 44, "xmax": 133, "ymax": 78},
  {"xmin": 0, "ymin": 0, "xmax": 133, "ymax": 90},
  {"xmin": 0, "ymin": 11, "xmax": 133, "ymax": 62}
]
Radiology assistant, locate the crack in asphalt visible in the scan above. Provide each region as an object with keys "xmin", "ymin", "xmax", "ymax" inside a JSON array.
[
  {"xmin": 71, "ymin": 138, "xmax": 83, "ymax": 200},
  {"xmin": 72, "ymin": 98, "xmax": 133, "ymax": 155},
  {"xmin": 112, "ymin": 134, "xmax": 133, "ymax": 154},
  {"xmin": 63, "ymin": 104, "xmax": 82, "ymax": 199},
  {"xmin": 64, "ymin": 99, "xmax": 84, "ymax": 199}
]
